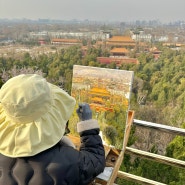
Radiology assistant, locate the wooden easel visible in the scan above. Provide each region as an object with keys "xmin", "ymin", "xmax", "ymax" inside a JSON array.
[
  {"xmin": 69, "ymin": 110, "xmax": 135, "ymax": 185},
  {"xmin": 94, "ymin": 110, "xmax": 135, "ymax": 185}
]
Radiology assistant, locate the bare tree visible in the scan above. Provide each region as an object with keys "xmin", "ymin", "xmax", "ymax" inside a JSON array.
[{"xmin": 1, "ymin": 65, "xmax": 44, "ymax": 83}]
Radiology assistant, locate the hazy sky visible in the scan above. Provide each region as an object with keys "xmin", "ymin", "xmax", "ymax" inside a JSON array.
[{"xmin": 0, "ymin": 0, "xmax": 184, "ymax": 23}]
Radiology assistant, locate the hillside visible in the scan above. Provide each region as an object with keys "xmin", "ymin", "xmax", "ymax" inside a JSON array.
[{"xmin": 0, "ymin": 45, "xmax": 185, "ymax": 184}]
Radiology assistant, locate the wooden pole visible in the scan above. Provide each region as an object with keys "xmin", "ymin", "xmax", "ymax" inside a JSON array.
[{"xmin": 107, "ymin": 110, "xmax": 135, "ymax": 185}]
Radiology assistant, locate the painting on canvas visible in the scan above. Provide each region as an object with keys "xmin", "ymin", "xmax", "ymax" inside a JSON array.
[{"xmin": 70, "ymin": 65, "xmax": 134, "ymax": 149}]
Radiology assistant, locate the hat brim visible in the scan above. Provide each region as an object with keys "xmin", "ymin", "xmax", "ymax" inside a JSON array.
[{"xmin": 0, "ymin": 83, "xmax": 76, "ymax": 157}]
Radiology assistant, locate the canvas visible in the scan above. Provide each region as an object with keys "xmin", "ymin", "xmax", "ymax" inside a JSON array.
[{"xmin": 70, "ymin": 65, "xmax": 134, "ymax": 149}]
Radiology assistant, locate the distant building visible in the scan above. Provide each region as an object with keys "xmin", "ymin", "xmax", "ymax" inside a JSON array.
[
  {"xmin": 154, "ymin": 36, "xmax": 168, "ymax": 42},
  {"xmin": 51, "ymin": 38, "xmax": 82, "ymax": 46},
  {"xmin": 48, "ymin": 31, "xmax": 111, "ymax": 41},
  {"xmin": 96, "ymin": 36, "xmax": 136, "ymax": 49},
  {"xmin": 30, "ymin": 31, "xmax": 48, "ymax": 38},
  {"xmin": 130, "ymin": 28, "xmax": 152, "ymax": 42},
  {"xmin": 131, "ymin": 32, "xmax": 152, "ymax": 42},
  {"xmin": 38, "ymin": 38, "xmax": 47, "ymax": 45},
  {"xmin": 163, "ymin": 43, "xmax": 185, "ymax": 50},
  {"xmin": 110, "ymin": 47, "xmax": 129, "ymax": 57},
  {"xmin": 149, "ymin": 47, "xmax": 162, "ymax": 60},
  {"xmin": 105, "ymin": 36, "xmax": 136, "ymax": 48}
]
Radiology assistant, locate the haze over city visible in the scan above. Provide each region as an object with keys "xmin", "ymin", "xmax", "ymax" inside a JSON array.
[{"xmin": 0, "ymin": 0, "xmax": 185, "ymax": 23}]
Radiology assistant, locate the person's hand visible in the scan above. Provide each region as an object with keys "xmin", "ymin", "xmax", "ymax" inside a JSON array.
[{"xmin": 76, "ymin": 103, "xmax": 92, "ymax": 121}]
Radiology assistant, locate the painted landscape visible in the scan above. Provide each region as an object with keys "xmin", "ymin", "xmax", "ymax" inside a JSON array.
[{"xmin": 70, "ymin": 65, "xmax": 134, "ymax": 148}]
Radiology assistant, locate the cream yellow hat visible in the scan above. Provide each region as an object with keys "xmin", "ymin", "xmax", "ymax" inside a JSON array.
[{"xmin": 0, "ymin": 74, "xmax": 76, "ymax": 157}]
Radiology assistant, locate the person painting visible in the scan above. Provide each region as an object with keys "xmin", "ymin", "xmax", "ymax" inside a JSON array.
[{"xmin": 0, "ymin": 74, "xmax": 105, "ymax": 185}]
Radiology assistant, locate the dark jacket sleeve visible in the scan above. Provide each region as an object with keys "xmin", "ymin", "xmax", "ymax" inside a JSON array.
[{"xmin": 77, "ymin": 119, "xmax": 106, "ymax": 185}]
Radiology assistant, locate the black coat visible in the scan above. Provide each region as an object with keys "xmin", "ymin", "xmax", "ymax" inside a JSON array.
[{"xmin": 0, "ymin": 129, "xmax": 105, "ymax": 185}]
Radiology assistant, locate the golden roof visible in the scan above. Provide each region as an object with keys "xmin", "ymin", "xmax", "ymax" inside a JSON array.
[
  {"xmin": 107, "ymin": 36, "xmax": 134, "ymax": 42},
  {"xmin": 110, "ymin": 48, "xmax": 129, "ymax": 53}
]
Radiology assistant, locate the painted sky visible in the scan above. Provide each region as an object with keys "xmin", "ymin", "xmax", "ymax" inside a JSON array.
[{"xmin": 0, "ymin": 0, "xmax": 184, "ymax": 23}]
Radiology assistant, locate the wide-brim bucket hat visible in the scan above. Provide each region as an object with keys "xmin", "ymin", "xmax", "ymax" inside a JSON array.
[{"xmin": 0, "ymin": 74, "xmax": 76, "ymax": 157}]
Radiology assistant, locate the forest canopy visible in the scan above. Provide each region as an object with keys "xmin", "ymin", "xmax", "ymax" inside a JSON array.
[{"xmin": 0, "ymin": 45, "xmax": 185, "ymax": 184}]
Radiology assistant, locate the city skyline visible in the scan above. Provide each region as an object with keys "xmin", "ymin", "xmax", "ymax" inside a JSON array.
[{"xmin": 0, "ymin": 0, "xmax": 185, "ymax": 23}]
